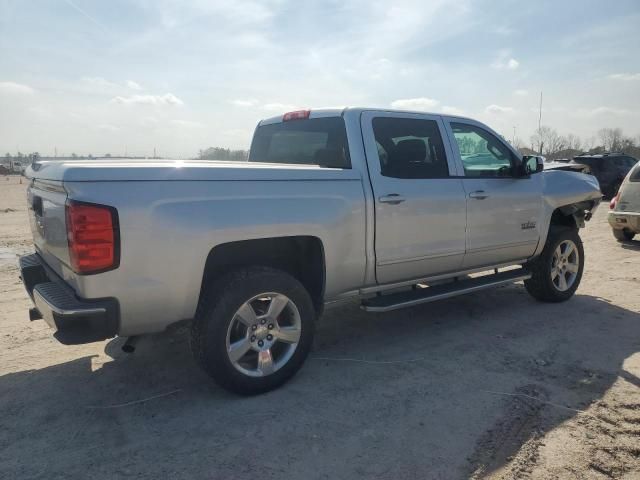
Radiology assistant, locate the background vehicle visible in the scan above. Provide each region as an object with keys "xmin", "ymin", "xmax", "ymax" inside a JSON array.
[
  {"xmin": 572, "ymin": 153, "xmax": 638, "ymax": 198},
  {"xmin": 21, "ymin": 108, "xmax": 601, "ymax": 394},
  {"xmin": 609, "ymin": 161, "xmax": 640, "ymax": 241},
  {"xmin": 539, "ymin": 156, "xmax": 592, "ymax": 175}
]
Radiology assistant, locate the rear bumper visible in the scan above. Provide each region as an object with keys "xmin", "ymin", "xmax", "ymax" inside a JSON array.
[
  {"xmin": 19, "ymin": 253, "xmax": 119, "ymax": 345},
  {"xmin": 608, "ymin": 211, "xmax": 640, "ymax": 232}
]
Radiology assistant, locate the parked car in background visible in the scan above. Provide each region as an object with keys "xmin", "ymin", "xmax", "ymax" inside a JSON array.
[
  {"xmin": 572, "ymin": 153, "xmax": 638, "ymax": 198},
  {"xmin": 539, "ymin": 156, "xmax": 592, "ymax": 175},
  {"xmin": 609, "ymin": 161, "xmax": 640, "ymax": 241}
]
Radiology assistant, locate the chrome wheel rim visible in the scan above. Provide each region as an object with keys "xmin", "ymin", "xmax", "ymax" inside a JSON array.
[
  {"xmin": 551, "ymin": 240, "xmax": 579, "ymax": 292},
  {"xmin": 226, "ymin": 293, "xmax": 302, "ymax": 377}
]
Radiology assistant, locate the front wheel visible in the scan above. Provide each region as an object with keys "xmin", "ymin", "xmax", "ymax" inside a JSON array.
[
  {"xmin": 524, "ymin": 228, "xmax": 584, "ymax": 302},
  {"xmin": 191, "ymin": 267, "xmax": 316, "ymax": 395}
]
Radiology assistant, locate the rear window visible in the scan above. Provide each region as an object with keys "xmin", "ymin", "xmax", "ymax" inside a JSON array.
[
  {"xmin": 249, "ymin": 117, "xmax": 351, "ymax": 168},
  {"xmin": 630, "ymin": 164, "xmax": 640, "ymax": 182}
]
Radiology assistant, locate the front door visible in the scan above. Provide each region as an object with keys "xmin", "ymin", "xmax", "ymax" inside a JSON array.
[
  {"xmin": 361, "ymin": 111, "xmax": 467, "ymax": 284},
  {"xmin": 444, "ymin": 119, "xmax": 542, "ymax": 268}
]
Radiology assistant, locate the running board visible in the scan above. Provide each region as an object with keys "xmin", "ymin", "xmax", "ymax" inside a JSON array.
[{"xmin": 361, "ymin": 268, "xmax": 531, "ymax": 313}]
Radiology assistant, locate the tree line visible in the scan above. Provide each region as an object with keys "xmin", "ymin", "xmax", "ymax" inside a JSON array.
[
  {"xmin": 514, "ymin": 127, "xmax": 640, "ymax": 160},
  {"xmin": 197, "ymin": 147, "xmax": 248, "ymax": 161}
]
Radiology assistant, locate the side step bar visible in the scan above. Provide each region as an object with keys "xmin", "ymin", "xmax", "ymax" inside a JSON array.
[{"xmin": 361, "ymin": 268, "xmax": 531, "ymax": 313}]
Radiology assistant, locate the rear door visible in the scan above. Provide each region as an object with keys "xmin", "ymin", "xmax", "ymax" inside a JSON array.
[
  {"xmin": 443, "ymin": 119, "xmax": 542, "ymax": 268},
  {"xmin": 361, "ymin": 111, "xmax": 467, "ymax": 284}
]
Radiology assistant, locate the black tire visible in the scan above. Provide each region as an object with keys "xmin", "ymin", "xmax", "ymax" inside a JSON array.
[
  {"xmin": 524, "ymin": 227, "xmax": 584, "ymax": 303},
  {"xmin": 613, "ymin": 228, "xmax": 635, "ymax": 241},
  {"xmin": 191, "ymin": 266, "xmax": 316, "ymax": 395}
]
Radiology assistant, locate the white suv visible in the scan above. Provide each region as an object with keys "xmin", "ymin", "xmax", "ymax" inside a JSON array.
[{"xmin": 609, "ymin": 161, "xmax": 640, "ymax": 241}]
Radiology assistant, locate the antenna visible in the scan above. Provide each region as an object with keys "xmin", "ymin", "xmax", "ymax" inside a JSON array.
[{"xmin": 537, "ymin": 91, "xmax": 543, "ymax": 154}]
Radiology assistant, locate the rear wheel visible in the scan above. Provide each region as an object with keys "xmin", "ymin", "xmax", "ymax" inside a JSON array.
[
  {"xmin": 524, "ymin": 227, "xmax": 584, "ymax": 302},
  {"xmin": 613, "ymin": 228, "xmax": 635, "ymax": 241},
  {"xmin": 191, "ymin": 267, "xmax": 316, "ymax": 395}
]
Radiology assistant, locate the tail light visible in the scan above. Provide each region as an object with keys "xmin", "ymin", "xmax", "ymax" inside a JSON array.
[
  {"xmin": 610, "ymin": 192, "xmax": 620, "ymax": 210},
  {"xmin": 66, "ymin": 201, "xmax": 120, "ymax": 274}
]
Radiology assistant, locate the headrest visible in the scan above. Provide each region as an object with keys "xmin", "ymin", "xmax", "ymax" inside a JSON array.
[{"xmin": 394, "ymin": 139, "xmax": 426, "ymax": 162}]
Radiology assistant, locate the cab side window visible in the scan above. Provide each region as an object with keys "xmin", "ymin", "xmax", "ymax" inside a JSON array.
[
  {"xmin": 372, "ymin": 117, "xmax": 450, "ymax": 179},
  {"xmin": 451, "ymin": 123, "xmax": 516, "ymax": 178}
]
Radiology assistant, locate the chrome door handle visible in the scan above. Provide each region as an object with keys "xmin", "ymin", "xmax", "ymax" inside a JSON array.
[
  {"xmin": 469, "ymin": 190, "xmax": 488, "ymax": 200},
  {"xmin": 379, "ymin": 194, "xmax": 406, "ymax": 205}
]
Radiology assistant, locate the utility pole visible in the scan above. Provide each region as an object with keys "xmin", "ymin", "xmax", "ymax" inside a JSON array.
[
  {"xmin": 512, "ymin": 126, "xmax": 516, "ymax": 146},
  {"xmin": 538, "ymin": 91, "xmax": 543, "ymax": 154}
]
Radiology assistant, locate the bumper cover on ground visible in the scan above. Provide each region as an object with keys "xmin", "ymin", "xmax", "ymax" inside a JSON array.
[{"xmin": 19, "ymin": 253, "xmax": 119, "ymax": 345}]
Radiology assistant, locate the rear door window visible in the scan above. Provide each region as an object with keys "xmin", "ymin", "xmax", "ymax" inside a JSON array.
[
  {"xmin": 372, "ymin": 117, "xmax": 449, "ymax": 179},
  {"xmin": 249, "ymin": 117, "xmax": 351, "ymax": 168}
]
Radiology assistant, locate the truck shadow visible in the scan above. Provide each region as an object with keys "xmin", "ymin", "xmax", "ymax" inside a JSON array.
[{"xmin": 1, "ymin": 287, "xmax": 639, "ymax": 479}]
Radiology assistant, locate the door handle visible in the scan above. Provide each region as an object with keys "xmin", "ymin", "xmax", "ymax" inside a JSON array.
[
  {"xmin": 469, "ymin": 190, "xmax": 489, "ymax": 200},
  {"xmin": 379, "ymin": 194, "xmax": 406, "ymax": 205}
]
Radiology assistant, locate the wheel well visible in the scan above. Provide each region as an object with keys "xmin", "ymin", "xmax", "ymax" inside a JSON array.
[
  {"xmin": 551, "ymin": 200, "xmax": 596, "ymax": 230},
  {"xmin": 199, "ymin": 236, "xmax": 326, "ymax": 312},
  {"xmin": 550, "ymin": 209, "xmax": 578, "ymax": 229}
]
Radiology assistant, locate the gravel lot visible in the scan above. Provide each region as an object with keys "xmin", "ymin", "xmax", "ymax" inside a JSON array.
[{"xmin": 1, "ymin": 175, "xmax": 639, "ymax": 479}]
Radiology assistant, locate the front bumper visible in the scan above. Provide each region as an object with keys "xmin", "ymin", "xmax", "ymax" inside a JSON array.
[
  {"xmin": 19, "ymin": 253, "xmax": 119, "ymax": 345},
  {"xmin": 608, "ymin": 210, "xmax": 640, "ymax": 233}
]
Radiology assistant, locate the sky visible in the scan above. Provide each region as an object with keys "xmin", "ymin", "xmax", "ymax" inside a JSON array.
[{"xmin": 1, "ymin": 0, "xmax": 639, "ymax": 158}]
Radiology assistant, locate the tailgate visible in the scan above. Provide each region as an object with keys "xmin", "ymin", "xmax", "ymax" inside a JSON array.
[{"xmin": 27, "ymin": 179, "xmax": 70, "ymax": 276}]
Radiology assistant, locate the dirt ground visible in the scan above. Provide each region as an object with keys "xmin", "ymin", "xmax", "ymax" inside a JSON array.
[{"xmin": 1, "ymin": 174, "xmax": 639, "ymax": 480}]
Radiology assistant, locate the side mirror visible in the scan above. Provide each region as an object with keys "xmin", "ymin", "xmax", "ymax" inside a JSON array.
[{"xmin": 522, "ymin": 155, "xmax": 544, "ymax": 175}]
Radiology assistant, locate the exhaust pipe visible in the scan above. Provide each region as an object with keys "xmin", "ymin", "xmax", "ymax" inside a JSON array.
[{"xmin": 122, "ymin": 336, "xmax": 140, "ymax": 353}]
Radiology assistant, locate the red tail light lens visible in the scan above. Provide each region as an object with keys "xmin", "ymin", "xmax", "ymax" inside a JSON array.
[
  {"xmin": 610, "ymin": 192, "xmax": 620, "ymax": 210},
  {"xmin": 283, "ymin": 110, "xmax": 310, "ymax": 121},
  {"xmin": 66, "ymin": 201, "xmax": 119, "ymax": 274}
]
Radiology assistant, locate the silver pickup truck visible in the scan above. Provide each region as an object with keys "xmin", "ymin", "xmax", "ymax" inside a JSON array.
[{"xmin": 21, "ymin": 108, "xmax": 601, "ymax": 394}]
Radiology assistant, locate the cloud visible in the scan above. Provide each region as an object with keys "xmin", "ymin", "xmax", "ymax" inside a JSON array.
[
  {"xmin": 485, "ymin": 104, "xmax": 514, "ymax": 114},
  {"xmin": 96, "ymin": 124, "xmax": 120, "ymax": 132},
  {"xmin": 82, "ymin": 77, "xmax": 143, "ymax": 94},
  {"xmin": 126, "ymin": 80, "xmax": 142, "ymax": 90},
  {"xmin": 514, "ymin": 89, "xmax": 529, "ymax": 96},
  {"xmin": 171, "ymin": 119, "xmax": 206, "ymax": 128},
  {"xmin": 0, "ymin": 81, "xmax": 35, "ymax": 95},
  {"xmin": 111, "ymin": 93, "xmax": 184, "ymax": 106},
  {"xmin": 441, "ymin": 105, "xmax": 465, "ymax": 116},
  {"xmin": 262, "ymin": 103, "xmax": 299, "ymax": 112},
  {"xmin": 607, "ymin": 73, "xmax": 640, "ymax": 81},
  {"xmin": 491, "ymin": 50, "xmax": 519, "ymax": 70},
  {"xmin": 574, "ymin": 106, "xmax": 633, "ymax": 117},
  {"xmin": 493, "ymin": 25, "xmax": 514, "ymax": 36},
  {"xmin": 231, "ymin": 99, "xmax": 258, "ymax": 107},
  {"xmin": 390, "ymin": 97, "xmax": 439, "ymax": 111},
  {"xmin": 81, "ymin": 76, "xmax": 120, "ymax": 91}
]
